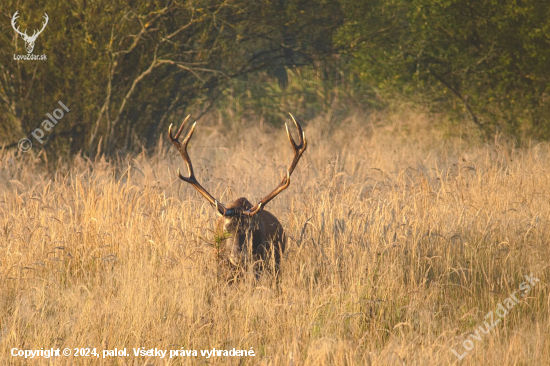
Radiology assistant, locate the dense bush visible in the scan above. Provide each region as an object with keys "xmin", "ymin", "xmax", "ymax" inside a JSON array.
[
  {"xmin": 337, "ymin": 0, "xmax": 550, "ymax": 138},
  {"xmin": 1, "ymin": 0, "xmax": 548, "ymax": 157}
]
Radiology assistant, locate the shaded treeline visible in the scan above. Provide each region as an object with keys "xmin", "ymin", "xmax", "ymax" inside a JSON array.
[
  {"xmin": 0, "ymin": 0, "xmax": 548, "ymax": 157},
  {"xmin": 338, "ymin": 0, "xmax": 550, "ymax": 138}
]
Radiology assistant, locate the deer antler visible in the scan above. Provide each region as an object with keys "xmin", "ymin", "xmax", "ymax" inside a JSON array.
[
  {"xmin": 11, "ymin": 11, "xmax": 27, "ymax": 38},
  {"xmin": 11, "ymin": 11, "xmax": 48, "ymax": 40},
  {"xmin": 29, "ymin": 13, "xmax": 49, "ymax": 40},
  {"xmin": 243, "ymin": 113, "xmax": 307, "ymax": 216},
  {"xmin": 169, "ymin": 115, "xmax": 229, "ymax": 216}
]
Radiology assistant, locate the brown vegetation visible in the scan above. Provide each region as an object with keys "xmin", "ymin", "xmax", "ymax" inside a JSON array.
[{"xmin": 0, "ymin": 111, "xmax": 548, "ymax": 365}]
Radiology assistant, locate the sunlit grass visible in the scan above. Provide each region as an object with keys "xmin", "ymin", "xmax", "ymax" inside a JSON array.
[{"xmin": 0, "ymin": 110, "xmax": 548, "ymax": 365}]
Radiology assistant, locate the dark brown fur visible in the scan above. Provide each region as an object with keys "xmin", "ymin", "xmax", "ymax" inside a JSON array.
[{"xmin": 220, "ymin": 197, "xmax": 285, "ymax": 273}]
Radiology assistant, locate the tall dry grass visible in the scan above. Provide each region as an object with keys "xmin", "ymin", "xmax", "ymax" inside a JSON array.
[{"xmin": 0, "ymin": 110, "xmax": 549, "ymax": 365}]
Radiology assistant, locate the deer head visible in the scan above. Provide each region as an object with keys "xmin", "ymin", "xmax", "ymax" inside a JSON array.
[
  {"xmin": 169, "ymin": 115, "xmax": 307, "ymax": 274},
  {"xmin": 12, "ymin": 11, "xmax": 49, "ymax": 54}
]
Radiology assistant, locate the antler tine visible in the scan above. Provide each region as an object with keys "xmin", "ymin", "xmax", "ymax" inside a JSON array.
[
  {"xmin": 36, "ymin": 13, "xmax": 48, "ymax": 36},
  {"xmin": 24, "ymin": 13, "xmax": 48, "ymax": 40},
  {"xmin": 169, "ymin": 115, "xmax": 227, "ymax": 215},
  {"xmin": 286, "ymin": 113, "xmax": 307, "ymax": 175},
  {"xmin": 11, "ymin": 11, "xmax": 26, "ymax": 36},
  {"xmin": 169, "ymin": 114, "xmax": 190, "ymax": 141},
  {"xmin": 175, "ymin": 121, "xmax": 197, "ymax": 179},
  {"xmin": 244, "ymin": 115, "xmax": 307, "ymax": 216}
]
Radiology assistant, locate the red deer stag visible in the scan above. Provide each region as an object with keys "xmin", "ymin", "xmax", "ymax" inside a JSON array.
[{"xmin": 169, "ymin": 115, "xmax": 307, "ymax": 275}]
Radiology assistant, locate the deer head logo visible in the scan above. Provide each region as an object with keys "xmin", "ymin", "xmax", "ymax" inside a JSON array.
[{"xmin": 11, "ymin": 11, "xmax": 49, "ymax": 54}]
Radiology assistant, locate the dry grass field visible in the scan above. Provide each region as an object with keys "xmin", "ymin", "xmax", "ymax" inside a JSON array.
[{"xmin": 1, "ymin": 111, "xmax": 549, "ymax": 365}]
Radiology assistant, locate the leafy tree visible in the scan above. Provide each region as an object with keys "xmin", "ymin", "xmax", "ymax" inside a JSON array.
[
  {"xmin": 0, "ymin": 0, "xmax": 343, "ymax": 156},
  {"xmin": 338, "ymin": 0, "xmax": 550, "ymax": 138}
]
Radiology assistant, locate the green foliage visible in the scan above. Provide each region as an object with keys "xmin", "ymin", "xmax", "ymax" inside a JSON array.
[
  {"xmin": 0, "ymin": 0, "xmax": 343, "ymax": 156},
  {"xmin": 1, "ymin": 0, "xmax": 549, "ymax": 157},
  {"xmin": 337, "ymin": 0, "xmax": 550, "ymax": 139},
  {"xmin": 211, "ymin": 66, "xmax": 379, "ymax": 127}
]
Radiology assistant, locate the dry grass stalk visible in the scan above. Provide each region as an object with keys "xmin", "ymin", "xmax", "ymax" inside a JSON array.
[{"xmin": 0, "ymin": 111, "xmax": 548, "ymax": 365}]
